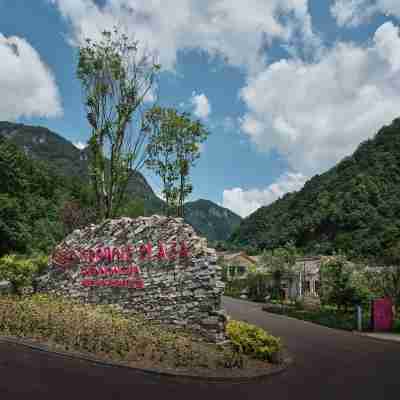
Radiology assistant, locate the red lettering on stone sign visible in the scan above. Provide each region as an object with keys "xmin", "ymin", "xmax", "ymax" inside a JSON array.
[
  {"xmin": 139, "ymin": 243, "xmax": 152, "ymax": 261},
  {"xmin": 168, "ymin": 242, "xmax": 177, "ymax": 261},
  {"xmin": 110, "ymin": 266, "xmax": 120, "ymax": 275},
  {"xmin": 119, "ymin": 267, "xmax": 128, "ymax": 275},
  {"xmin": 80, "ymin": 265, "xmax": 142, "ymax": 277},
  {"xmin": 95, "ymin": 248, "xmax": 104, "ymax": 262},
  {"xmin": 103, "ymin": 247, "xmax": 112, "ymax": 263},
  {"xmin": 136, "ymin": 279, "xmax": 145, "ymax": 289},
  {"xmin": 80, "ymin": 278, "xmax": 145, "ymax": 288},
  {"xmin": 128, "ymin": 279, "xmax": 144, "ymax": 289},
  {"xmin": 126, "ymin": 245, "xmax": 134, "ymax": 261},
  {"xmin": 129, "ymin": 265, "xmax": 141, "ymax": 275},
  {"xmin": 88, "ymin": 249, "xmax": 96, "ymax": 263},
  {"xmin": 157, "ymin": 241, "xmax": 168, "ymax": 260},
  {"xmin": 79, "ymin": 249, "xmax": 89, "ymax": 263},
  {"xmin": 111, "ymin": 247, "xmax": 120, "ymax": 262},
  {"xmin": 53, "ymin": 241, "xmax": 190, "ymax": 271},
  {"xmin": 179, "ymin": 241, "xmax": 190, "ymax": 258}
]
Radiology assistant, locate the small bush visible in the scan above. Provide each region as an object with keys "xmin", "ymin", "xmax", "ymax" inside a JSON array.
[
  {"xmin": 0, "ymin": 254, "xmax": 49, "ymax": 294},
  {"xmin": 0, "ymin": 255, "xmax": 37, "ymax": 294},
  {"xmin": 226, "ymin": 319, "xmax": 282, "ymax": 363},
  {"xmin": 295, "ymin": 298, "xmax": 304, "ymax": 310},
  {"xmin": 217, "ymin": 347, "xmax": 245, "ymax": 368}
]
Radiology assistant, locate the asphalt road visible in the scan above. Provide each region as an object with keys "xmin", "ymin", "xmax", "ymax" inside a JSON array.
[{"xmin": 0, "ymin": 296, "xmax": 399, "ymax": 400}]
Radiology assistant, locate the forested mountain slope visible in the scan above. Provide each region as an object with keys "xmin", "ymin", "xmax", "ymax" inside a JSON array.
[
  {"xmin": 0, "ymin": 122, "xmax": 241, "ymax": 242},
  {"xmin": 184, "ymin": 199, "xmax": 242, "ymax": 242},
  {"xmin": 229, "ymin": 118, "xmax": 400, "ymax": 258}
]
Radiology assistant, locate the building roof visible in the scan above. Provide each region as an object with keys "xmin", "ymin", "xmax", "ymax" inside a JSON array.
[{"xmin": 217, "ymin": 251, "xmax": 258, "ymax": 266}]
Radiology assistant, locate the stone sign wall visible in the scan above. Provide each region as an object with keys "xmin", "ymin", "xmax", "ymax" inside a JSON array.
[{"xmin": 37, "ymin": 215, "xmax": 227, "ymax": 342}]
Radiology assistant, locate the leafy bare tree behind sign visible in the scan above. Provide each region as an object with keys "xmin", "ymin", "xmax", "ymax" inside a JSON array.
[
  {"xmin": 77, "ymin": 27, "xmax": 161, "ymax": 220},
  {"xmin": 144, "ymin": 106, "xmax": 209, "ymax": 217}
]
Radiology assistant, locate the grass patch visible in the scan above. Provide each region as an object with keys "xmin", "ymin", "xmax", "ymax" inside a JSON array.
[
  {"xmin": 263, "ymin": 303, "xmax": 372, "ymax": 331},
  {"xmin": 0, "ymin": 294, "xmax": 283, "ymax": 371},
  {"xmin": 393, "ymin": 319, "xmax": 400, "ymax": 333}
]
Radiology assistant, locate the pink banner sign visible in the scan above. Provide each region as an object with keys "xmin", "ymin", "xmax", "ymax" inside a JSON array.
[{"xmin": 372, "ymin": 297, "xmax": 393, "ymax": 332}]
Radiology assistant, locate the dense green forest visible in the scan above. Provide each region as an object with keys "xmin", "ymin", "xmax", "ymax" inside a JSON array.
[
  {"xmin": 0, "ymin": 122, "xmax": 242, "ymax": 256},
  {"xmin": 229, "ymin": 118, "xmax": 400, "ymax": 260},
  {"xmin": 0, "ymin": 135, "xmax": 88, "ymax": 256}
]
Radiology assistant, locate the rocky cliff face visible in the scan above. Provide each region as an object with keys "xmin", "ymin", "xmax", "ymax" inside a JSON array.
[{"xmin": 37, "ymin": 215, "xmax": 227, "ymax": 342}]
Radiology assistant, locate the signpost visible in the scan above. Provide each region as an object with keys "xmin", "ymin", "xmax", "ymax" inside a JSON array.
[{"xmin": 356, "ymin": 305, "xmax": 362, "ymax": 331}]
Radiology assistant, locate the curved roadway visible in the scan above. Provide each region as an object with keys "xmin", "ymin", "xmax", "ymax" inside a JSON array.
[{"xmin": 0, "ymin": 296, "xmax": 399, "ymax": 399}]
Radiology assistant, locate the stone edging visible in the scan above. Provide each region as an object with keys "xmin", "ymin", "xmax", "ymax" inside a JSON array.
[{"xmin": 0, "ymin": 336, "xmax": 292, "ymax": 383}]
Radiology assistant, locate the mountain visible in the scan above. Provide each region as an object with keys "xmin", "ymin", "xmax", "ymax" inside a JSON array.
[
  {"xmin": 0, "ymin": 121, "xmax": 241, "ymax": 241},
  {"xmin": 184, "ymin": 199, "xmax": 242, "ymax": 242},
  {"xmin": 229, "ymin": 117, "xmax": 400, "ymax": 259}
]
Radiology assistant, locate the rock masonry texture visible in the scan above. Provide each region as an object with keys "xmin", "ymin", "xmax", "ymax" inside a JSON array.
[{"xmin": 37, "ymin": 215, "xmax": 227, "ymax": 342}]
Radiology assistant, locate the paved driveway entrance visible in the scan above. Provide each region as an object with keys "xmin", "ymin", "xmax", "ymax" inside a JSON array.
[
  {"xmin": 0, "ymin": 296, "xmax": 399, "ymax": 399},
  {"xmin": 222, "ymin": 296, "xmax": 400, "ymax": 399}
]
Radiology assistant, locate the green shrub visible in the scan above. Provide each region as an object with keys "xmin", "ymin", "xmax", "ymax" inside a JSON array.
[
  {"xmin": 320, "ymin": 256, "xmax": 373, "ymax": 311},
  {"xmin": 224, "ymin": 278, "xmax": 248, "ymax": 298},
  {"xmin": 226, "ymin": 319, "xmax": 282, "ymax": 363},
  {"xmin": 217, "ymin": 347, "xmax": 245, "ymax": 368},
  {"xmin": 0, "ymin": 294, "xmax": 262, "ymax": 370},
  {"xmin": 0, "ymin": 254, "xmax": 49, "ymax": 294},
  {"xmin": 0, "ymin": 254, "xmax": 37, "ymax": 294},
  {"xmin": 295, "ymin": 298, "xmax": 304, "ymax": 310}
]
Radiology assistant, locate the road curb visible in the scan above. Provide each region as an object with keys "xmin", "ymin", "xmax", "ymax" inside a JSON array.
[
  {"xmin": 0, "ymin": 336, "xmax": 292, "ymax": 383},
  {"xmin": 352, "ymin": 331, "xmax": 400, "ymax": 345}
]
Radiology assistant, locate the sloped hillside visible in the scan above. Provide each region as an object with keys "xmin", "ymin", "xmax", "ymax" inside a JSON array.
[
  {"xmin": 229, "ymin": 118, "xmax": 400, "ymax": 258},
  {"xmin": 184, "ymin": 199, "xmax": 242, "ymax": 242},
  {"xmin": 0, "ymin": 121, "xmax": 241, "ymax": 241}
]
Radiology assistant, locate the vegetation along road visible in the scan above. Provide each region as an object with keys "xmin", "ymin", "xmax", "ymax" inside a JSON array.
[{"xmin": 0, "ymin": 296, "xmax": 399, "ymax": 400}]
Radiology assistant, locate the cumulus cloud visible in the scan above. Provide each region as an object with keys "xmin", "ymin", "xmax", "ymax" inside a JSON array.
[
  {"xmin": 155, "ymin": 189, "xmax": 166, "ymax": 201},
  {"xmin": 73, "ymin": 141, "xmax": 87, "ymax": 150},
  {"xmin": 190, "ymin": 92, "xmax": 211, "ymax": 119},
  {"xmin": 331, "ymin": 0, "xmax": 400, "ymax": 27},
  {"xmin": 222, "ymin": 172, "xmax": 308, "ymax": 217},
  {"xmin": 50, "ymin": 0, "xmax": 319, "ymax": 73},
  {"xmin": 0, "ymin": 33, "xmax": 62, "ymax": 121},
  {"xmin": 142, "ymin": 84, "xmax": 157, "ymax": 103},
  {"xmin": 239, "ymin": 21, "xmax": 400, "ymax": 175}
]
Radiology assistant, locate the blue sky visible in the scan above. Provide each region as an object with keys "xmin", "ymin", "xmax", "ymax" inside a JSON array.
[{"xmin": 1, "ymin": 0, "xmax": 400, "ymax": 217}]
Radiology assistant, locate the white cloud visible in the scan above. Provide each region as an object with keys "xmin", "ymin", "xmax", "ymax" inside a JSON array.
[
  {"xmin": 73, "ymin": 141, "xmax": 87, "ymax": 150},
  {"xmin": 331, "ymin": 0, "xmax": 400, "ymax": 27},
  {"xmin": 190, "ymin": 92, "xmax": 211, "ymax": 119},
  {"xmin": 155, "ymin": 189, "xmax": 166, "ymax": 201},
  {"xmin": 0, "ymin": 33, "xmax": 62, "ymax": 121},
  {"xmin": 143, "ymin": 85, "xmax": 157, "ymax": 103},
  {"xmin": 222, "ymin": 172, "xmax": 308, "ymax": 217},
  {"xmin": 50, "ymin": 0, "xmax": 320, "ymax": 74},
  {"xmin": 239, "ymin": 21, "xmax": 400, "ymax": 175}
]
